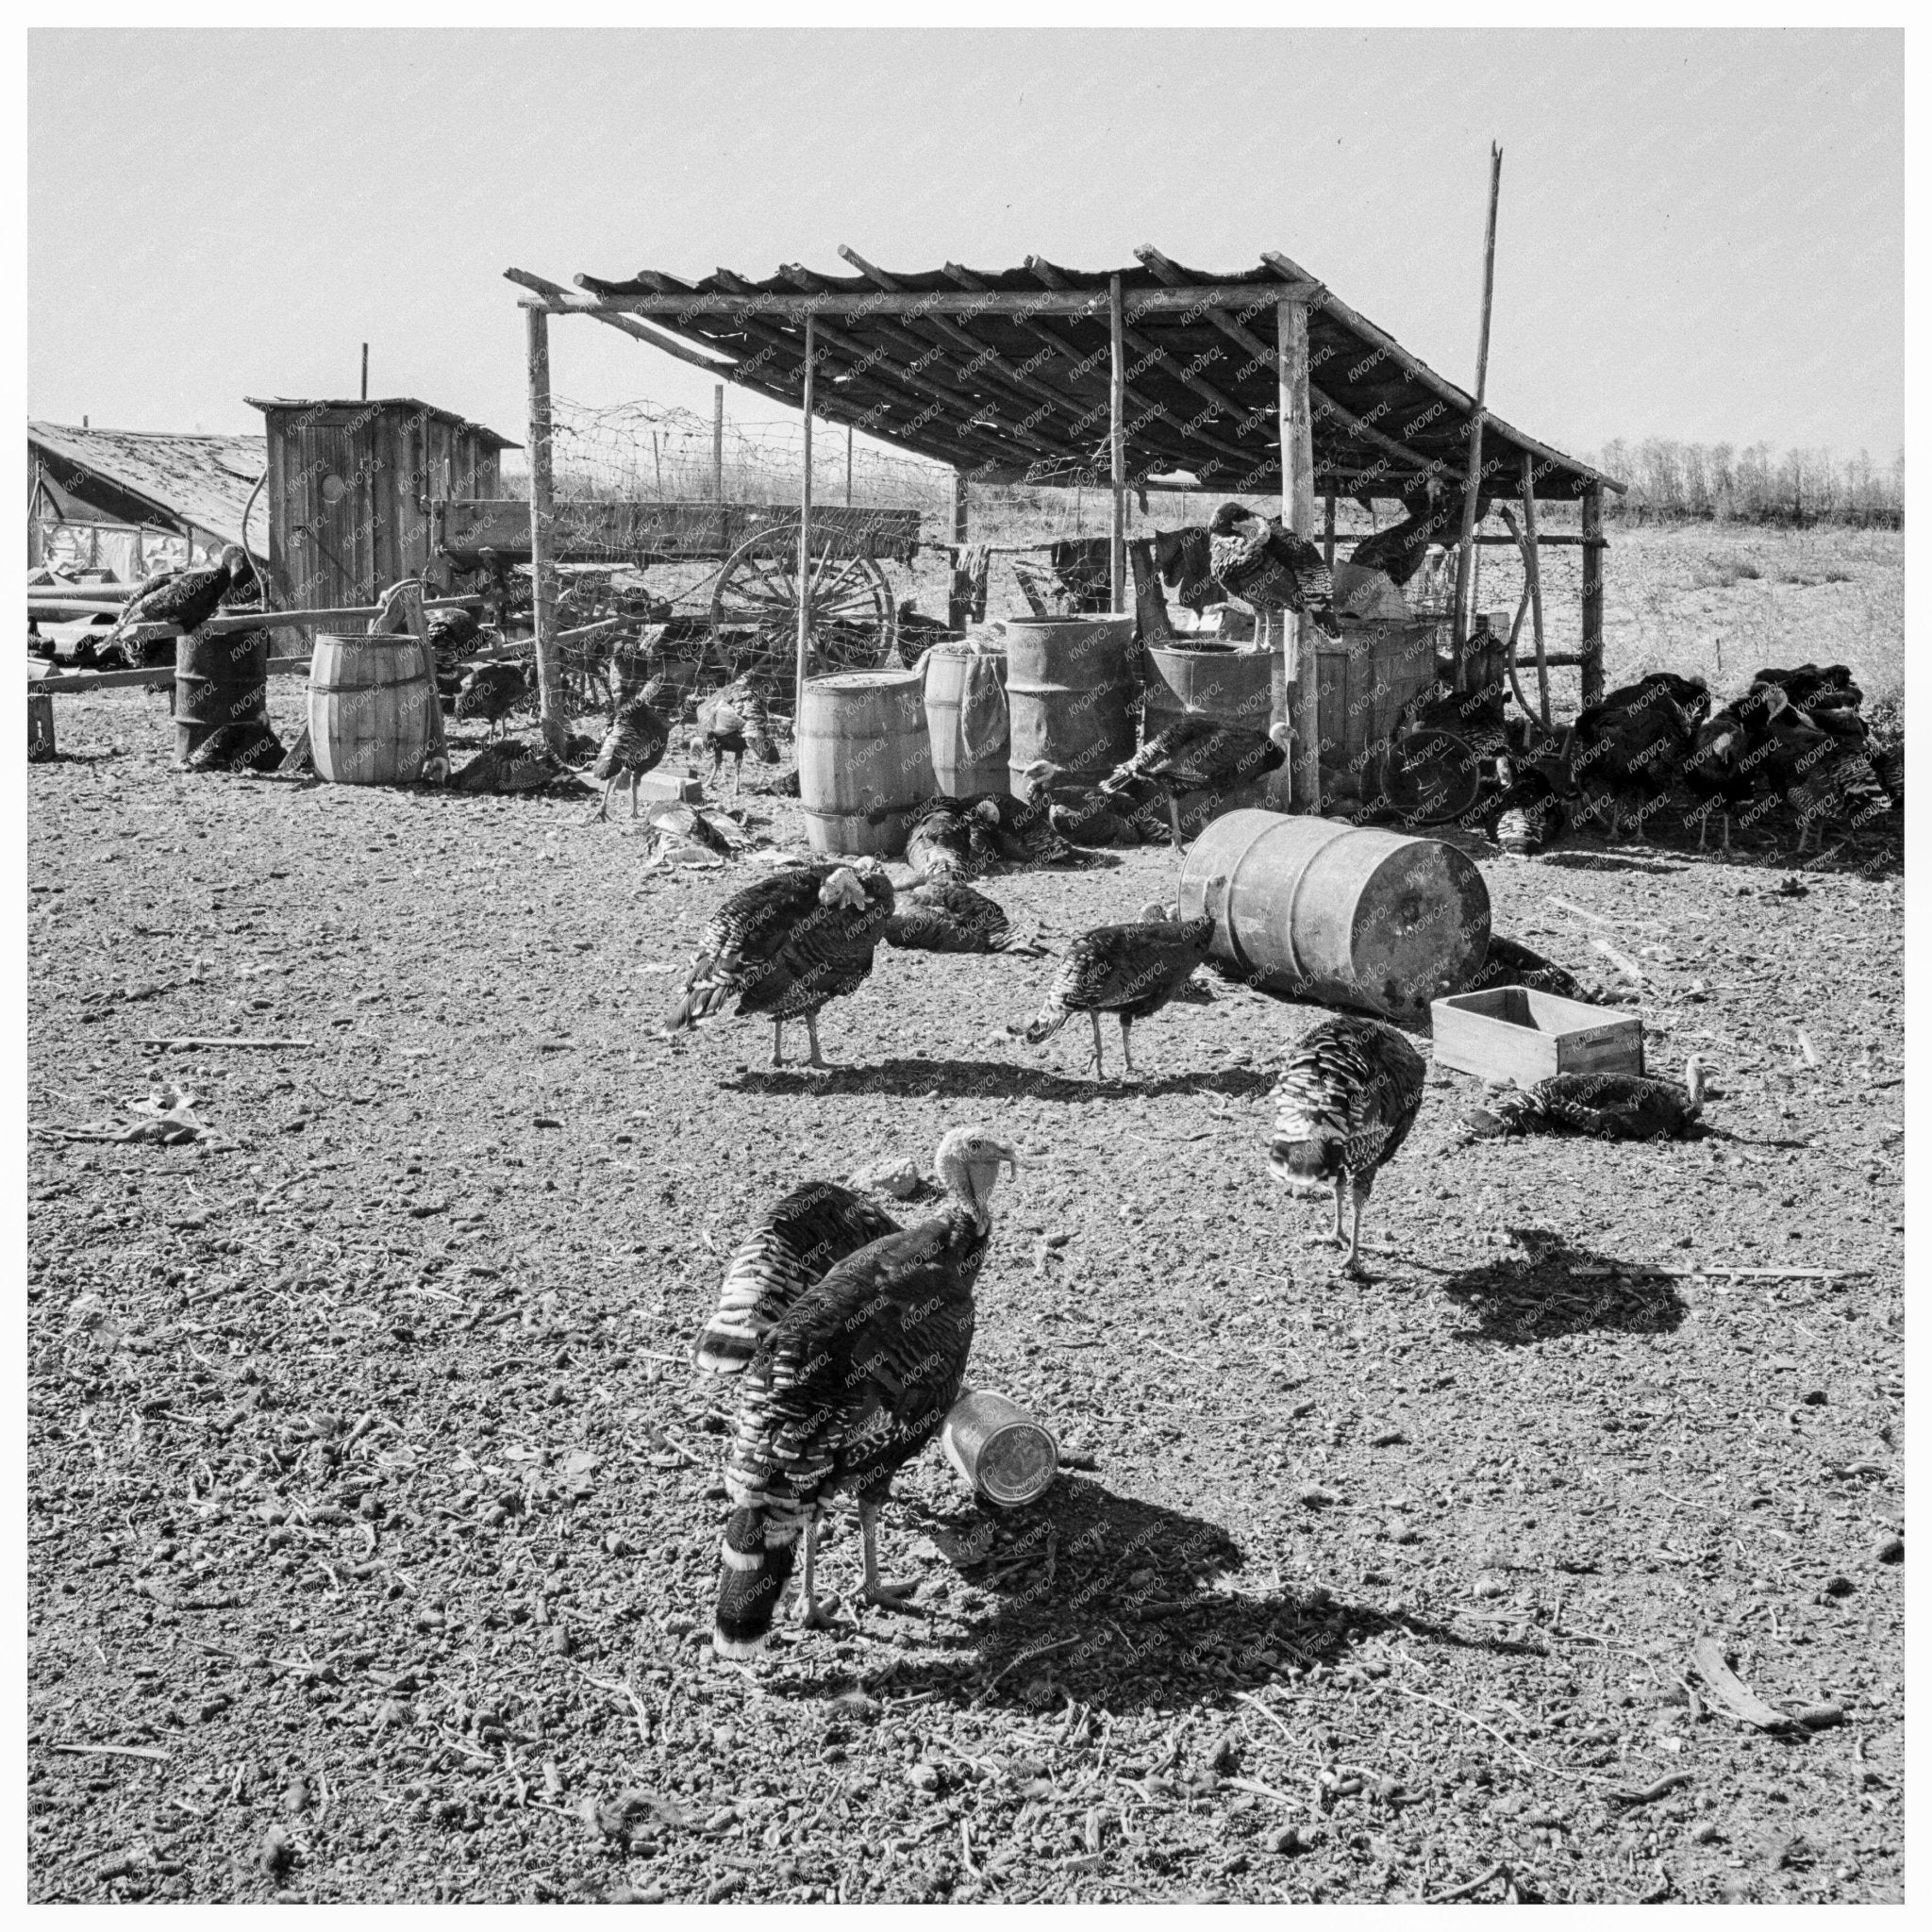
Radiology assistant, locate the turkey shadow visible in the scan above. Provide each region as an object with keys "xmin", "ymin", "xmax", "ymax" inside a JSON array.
[
  {"xmin": 772, "ymin": 1475, "xmax": 1543, "ymax": 1717},
  {"xmin": 722, "ymin": 1058, "xmax": 1274, "ymax": 1104},
  {"xmin": 1432, "ymin": 1226, "xmax": 1687, "ymax": 1344},
  {"xmin": 1540, "ymin": 849, "xmax": 1686, "ymax": 876}
]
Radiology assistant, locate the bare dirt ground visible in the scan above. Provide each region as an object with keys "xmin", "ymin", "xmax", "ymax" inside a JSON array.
[{"xmin": 26, "ymin": 529, "xmax": 1904, "ymax": 1907}]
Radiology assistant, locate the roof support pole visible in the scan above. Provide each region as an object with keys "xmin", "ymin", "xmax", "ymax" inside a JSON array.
[
  {"xmin": 1277, "ymin": 294, "xmax": 1319, "ymax": 815},
  {"xmin": 796, "ymin": 313, "xmax": 816, "ymax": 721},
  {"xmin": 1108, "ymin": 275, "xmax": 1126, "ymax": 611},
  {"xmin": 712, "ymin": 385, "xmax": 724, "ymax": 502},
  {"xmin": 1580, "ymin": 482, "xmax": 1605, "ymax": 708},
  {"xmin": 1452, "ymin": 143, "xmax": 1503, "ymax": 652},
  {"xmin": 525, "ymin": 303, "xmax": 566, "ymax": 757},
  {"xmin": 1520, "ymin": 453, "xmax": 1550, "ymax": 728}
]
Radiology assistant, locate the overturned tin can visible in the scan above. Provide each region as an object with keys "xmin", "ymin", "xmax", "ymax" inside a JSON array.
[{"xmin": 942, "ymin": 1388, "xmax": 1059, "ymax": 1507}]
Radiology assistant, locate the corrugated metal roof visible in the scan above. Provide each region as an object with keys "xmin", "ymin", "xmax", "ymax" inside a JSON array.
[
  {"xmin": 243, "ymin": 396, "xmax": 520, "ymax": 451},
  {"xmin": 547, "ymin": 247, "xmax": 1618, "ymax": 500},
  {"xmin": 27, "ymin": 421, "xmax": 268, "ymax": 544}
]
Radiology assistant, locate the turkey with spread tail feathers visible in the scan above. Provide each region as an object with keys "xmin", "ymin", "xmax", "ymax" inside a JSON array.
[
  {"xmin": 1097, "ymin": 716, "xmax": 1292, "ymax": 852},
  {"xmin": 713, "ymin": 1126, "xmax": 1018, "ymax": 1658},
  {"xmin": 1269, "ymin": 1017, "xmax": 1426, "ymax": 1278},
  {"xmin": 588, "ymin": 677, "xmax": 672, "ymax": 820},
  {"xmin": 1206, "ymin": 504, "xmax": 1341, "ymax": 638},
  {"xmin": 660, "ymin": 861, "xmax": 893, "ymax": 1069},
  {"xmin": 1014, "ymin": 887, "xmax": 1224, "ymax": 1079},
  {"xmin": 1464, "ymin": 1058, "xmax": 1708, "ymax": 1142},
  {"xmin": 884, "ymin": 881, "xmax": 1045, "ymax": 956}
]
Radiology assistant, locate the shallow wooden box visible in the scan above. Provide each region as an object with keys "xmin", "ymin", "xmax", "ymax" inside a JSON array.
[{"xmin": 1431, "ymin": 985, "xmax": 1643, "ymax": 1085}]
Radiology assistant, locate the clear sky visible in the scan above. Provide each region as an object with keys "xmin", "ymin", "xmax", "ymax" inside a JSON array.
[{"xmin": 27, "ymin": 28, "xmax": 1903, "ymax": 467}]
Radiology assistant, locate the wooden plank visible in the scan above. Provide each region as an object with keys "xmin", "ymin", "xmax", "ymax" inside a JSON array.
[
  {"xmin": 525, "ymin": 305, "xmax": 566, "ymax": 756},
  {"xmin": 1581, "ymin": 484, "xmax": 1606, "ymax": 708},
  {"xmin": 1471, "ymin": 532, "xmax": 1607, "ymax": 549},
  {"xmin": 1452, "ymin": 144, "xmax": 1504, "ymax": 648},
  {"xmin": 1278, "ymin": 297, "xmax": 1318, "ymax": 814},
  {"xmin": 1108, "ymin": 275, "xmax": 1126, "ymax": 611},
  {"xmin": 1520, "ymin": 454, "xmax": 1550, "ymax": 728},
  {"xmin": 797, "ymin": 314, "xmax": 815, "ymax": 716},
  {"xmin": 520, "ymin": 282, "xmax": 1323, "ymax": 319}
]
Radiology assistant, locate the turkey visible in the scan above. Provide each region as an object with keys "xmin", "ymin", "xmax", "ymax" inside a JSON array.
[
  {"xmin": 905, "ymin": 795, "xmax": 1004, "ymax": 880},
  {"xmin": 1206, "ymin": 504, "xmax": 1341, "ymax": 638},
  {"xmin": 97, "ymin": 545, "xmax": 250, "ymax": 667},
  {"xmin": 1781, "ymin": 725, "xmax": 1890, "ymax": 854},
  {"xmin": 884, "ymin": 881, "xmax": 1045, "ymax": 956},
  {"xmin": 1458, "ymin": 935, "xmax": 1602, "ymax": 1004},
  {"xmin": 1680, "ymin": 688, "xmax": 1777, "ymax": 856},
  {"xmin": 693, "ymin": 1177, "xmax": 904, "ymax": 1375},
  {"xmin": 426, "ymin": 605, "xmax": 483, "ymax": 695},
  {"xmin": 695, "ymin": 678, "xmax": 777, "ymax": 801},
  {"xmin": 587, "ymin": 677, "xmax": 672, "ymax": 820},
  {"xmin": 185, "ymin": 721, "xmax": 284, "ymax": 774},
  {"xmin": 1570, "ymin": 672, "xmax": 1707, "ymax": 841},
  {"xmin": 1347, "ymin": 481, "xmax": 1481, "ymax": 590},
  {"xmin": 1013, "ymin": 891, "xmax": 1223, "ymax": 1079},
  {"xmin": 1016, "ymin": 758, "xmax": 1149, "ymax": 848},
  {"xmin": 1268, "ymin": 1017, "xmax": 1426, "ymax": 1277},
  {"xmin": 1490, "ymin": 749, "xmax": 1575, "ymax": 856},
  {"xmin": 1154, "ymin": 525, "xmax": 1224, "ymax": 611},
  {"xmin": 454, "ymin": 661, "xmax": 530, "ymax": 739},
  {"xmin": 1464, "ymin": 1057, "xmax": 1708, "ymax": 1142},
  {"xmin": 1098, "ymin": 716, "xmax": 1292, "ymax": 852},
  {"xmin": 713, "ymin": 1125, "xmax": 1019, "ymax": 1657},
  {"xmin": 660, "ymin": 860, "xmax": 894, "ymax": 1069}
]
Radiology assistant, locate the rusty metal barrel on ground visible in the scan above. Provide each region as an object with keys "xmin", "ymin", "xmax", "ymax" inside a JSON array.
[
  {"xmin": 175, "ymin": 626, "xmax": 270, "ymax": 764},
  {"xmin": 1177, "ymin": 808, "xmax": 1490, "ymax": 1024},
  {"xmin": 308, "ymin": 633, "xmax": 435, "ymax": 784},
  {"xmin": 1004, "ymin": 613, "xmax": 1138, "ymax": 792},
  {"xmin": 797, "ymin": 667, "xmax": 932, "ymax": 858},
  {"xmin": 923, "ymin": 629, "xmax": 1009, "ymax": 797}
]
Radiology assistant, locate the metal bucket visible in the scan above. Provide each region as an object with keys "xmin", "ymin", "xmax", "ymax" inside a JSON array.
[{"xmin": 942, "ymin": 1389, "xmax": 1059, "ymax": 1507}]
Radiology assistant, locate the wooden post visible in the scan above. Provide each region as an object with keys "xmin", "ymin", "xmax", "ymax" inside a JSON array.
[
  {"xmin": 525, "ymin": 304, "xmax": 566, "ymax": 756},
  {"xmin": 360, "ymin": 343, "xmax": 369, "ymax": 403},
  {"xmin": 1520, "ymin": 454, "xmax": 1550, "ymax": 728},
  {"xmin": 712, "ymin": 384, "xmax": 724, "ymax": 502},
  {"xmin": 795, "ymin": 314, "xmax": 816, "ymax": 720},
  {"xmin": 1322, "ymin": 491, "xmax": 1336, "ymax": 573},
  {"xmin": 1452, "ymin": 142, "xmax": 1504, "ymax": 651},
  {"xmin": 1108, "ymin": 273, "xmax": 1126, "ymax": 612},
  {"xmin": 845, "ymin": 425, "xmax": 854, "ymax": 508},
  {"xmin": 1278, "ymin": 295, "xmax": 1318, "ymax": 814},
  {"xmin": 1580, "ymin": 482, "xmax": 1605, "ymax": 708}
]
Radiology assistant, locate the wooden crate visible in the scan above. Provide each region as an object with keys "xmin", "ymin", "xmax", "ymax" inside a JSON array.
[{"xmin": 1431, "ymin": 985, "xmax": 1642, "ymax": 1085}]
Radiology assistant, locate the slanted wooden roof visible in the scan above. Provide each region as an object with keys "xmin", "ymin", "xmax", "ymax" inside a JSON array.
[
  {"xmin": 27, "ymin": 421, "xmax": 268, "ymax": 543},
  {"xmin": 512, "ymin": 246, "xmax": 1620, "ymax": 501}
]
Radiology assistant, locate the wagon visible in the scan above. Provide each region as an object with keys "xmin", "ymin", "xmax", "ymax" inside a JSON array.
[{"xmin": 428, "ymin": 496, "xmax": 921, "ymax": 709}]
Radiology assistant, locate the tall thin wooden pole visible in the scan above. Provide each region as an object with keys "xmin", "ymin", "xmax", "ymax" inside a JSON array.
[
  {"xmin": 1322, "ymin": 491, "xmax": 1337, "ymax": 572},
  {"xmin": 845, "ymin": 425, "xmax": 854, "ymax": 508},
  {"xmin": 1278, "ymin": 295, "xmax": 1318, "ymax": 814},
  {"xmin": 712, "ymin": 384, "xmax": 724, "ymax": 502},
  {"xmin": 360, "ymin": 343, "xmax": 369, "ymax": 402},
  {"xmin": 1520, "ymin": 453, "xmax": 1550, "ymax": 727},
  {"xmin": 525, "ymin": 305, "xmax": 565, "ymax": 756},
  {"xmin": 795, "ymin": 315, "xmax": 815, "ymax": 720},
  {"xmin": 1108, "ymin": 274, "xmax": 1126, "ymax": 611},
  {"xmin": 1580, "ymin": 482, "xmax": 1605, "ymax": 708},
  {"xmin": 1452, "ymin": 142, "xmax": 1504, "ymax": 651}
]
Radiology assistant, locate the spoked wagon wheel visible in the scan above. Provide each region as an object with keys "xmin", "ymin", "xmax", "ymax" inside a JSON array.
[{"xmin": 708, "ymin": 529, "xmax": 899, "ymax": 706}]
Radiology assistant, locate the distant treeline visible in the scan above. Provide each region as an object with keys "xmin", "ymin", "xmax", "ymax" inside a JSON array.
[{"xmin": 1588, "ymin": 440, "xmax": 1903, "ymax": 528}]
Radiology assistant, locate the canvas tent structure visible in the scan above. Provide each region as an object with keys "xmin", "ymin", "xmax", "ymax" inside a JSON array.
[
  {"xmin": 26, "ymin": 422, "xmax": 267, "ymax": 582},
  {"xmin": 506, "ymin": 246, "xmax": 1623, "ymax": 787}
]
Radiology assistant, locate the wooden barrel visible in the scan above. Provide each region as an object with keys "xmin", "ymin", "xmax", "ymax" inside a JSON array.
[
  {"xmin": 175, "ymin": 626, "xmax": 270, "ymax": 762},
  {"xmin": 798, "ymin": 668, "xmax": 932, "ymax": 858},
  {"xmin": 924, "ymin": 631, "xmax": 1009, "ymax": 797},
  {"xmin": 1005, "ymin": 614, "xmax": 1138, "ymax": 791},
  {"xmin": 308, "ymin": 633, "xmax": 435, "ymax": 785},
  {"xmin": 1176, "ymin": 808, "xmax": 1490, "ymax": 1024},
  {"xmin": 1315, "ymin": 618, "xmax": 1441, "ymax": 808}
]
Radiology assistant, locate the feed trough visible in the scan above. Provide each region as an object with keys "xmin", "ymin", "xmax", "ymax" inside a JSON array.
[{"xmin": 1431, "ymin": 984, "xmax": 1643, "ymax": 1086}]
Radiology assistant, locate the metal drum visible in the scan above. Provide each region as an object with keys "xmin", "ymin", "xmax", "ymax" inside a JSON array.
[
  {"xmin": 1004, "ymin": 613, "xmax": 1137, "ymax": 792},
  {"xmin": 175, "ymin": 626, "xmax": 271, "ymax": 763},
  {"xmin": 1177, "ymin": 808, "xmax": 1491, "ymax": 1024},
  {"xmin": 942, "ymin": 1389, "xmax": 1059, "ymax": 1507}
]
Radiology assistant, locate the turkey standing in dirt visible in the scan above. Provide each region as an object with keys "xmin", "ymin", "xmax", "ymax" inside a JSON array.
[
  {"xmin": 1569, "ymin": 672, "xmax": 1707, "ymax": 841},
  {"xmin": 713, "ymin": 1126, "xmax": 1018, "ymax": 1657},
  {"xmin": 1464, "ymin": 1058, "xmax": 1708, "ymax": 1142},
  {"xmin": 1268, "ymin": 1017, "xmax": 1426, "ymax": 1278},
  {"xmin": 660, "ymin": 860, "xmax": 894, "ymax": 1069},
  {"xmin": 1014, "ymin": 889, "xmax": 1224, "ymax": 1079},
  {"xmin": 1490, "ymin": 749, "xmax": 1576, "ymax": 856},
  {"xmin": 884, "ymin": 881, "xmax": 1044, "ymax": 956},
  {"xmin": 588, "ymin": 676, "xmax": 672, "ymax": 820},
  {"xmin": 1098, "ymin": 716, "xmax": 1292, "ymax": 852},
  {"xmin": 694, "ymin": 678, "xmax": 776, "ymax": 801},
  {"xmin": 454, "ymin": 661, "xmax": 530, "ymax": 740}
]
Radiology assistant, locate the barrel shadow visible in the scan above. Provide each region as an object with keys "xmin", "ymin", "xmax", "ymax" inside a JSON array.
[{"xmin": 721, "ymin": 1057, "xmax": 1274, "ymax": 1104}]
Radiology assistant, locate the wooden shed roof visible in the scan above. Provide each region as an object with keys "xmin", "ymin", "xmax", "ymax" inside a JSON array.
[
  {"xmin": 27, "ymin": 421, "xmax": 267, "ymax": 543},
  {"xmin": 513, "ymin": 246, "xmax": 1620, "ymax": 501},
  {"xmin": 243, "ymin": 396, "xmax": 520, "ymax": 451}
]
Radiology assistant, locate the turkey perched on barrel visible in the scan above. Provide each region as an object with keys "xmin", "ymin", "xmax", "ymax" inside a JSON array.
[
  {"xmin": 712, "ymin": 1125, "xmax": 1018, "ymax": 1657},
  {"xmin": 1206, "ymin": 504, "xmax": 1341, "ymax": 637},
  {"xmin": 98, "ymin": 545, "xmax": 251, "ymax": 669}
]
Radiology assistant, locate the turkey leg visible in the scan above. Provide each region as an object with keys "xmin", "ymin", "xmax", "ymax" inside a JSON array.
[
  {"xmin": 796, "ymin": 1514, "xmax": 838, "ymax": 1632},
  {"xmin": 858, "ymin": 1500, "xmax": 917, "ymax": 1610},
  {"xmin": 1087, "ymin": 1011, "xmax": 1107, "ymax": 1078},
  {"xmin": 771, "ymin": 1021, "xmax": 786, "ymax": 1067},
  {"xmin": 1119, "ymin": 1016, "xmax": 1137, "ymax": 1078},
  {"xmin": 803, "ymin": 1012, "xmax": 831, "ymax": 1071}
]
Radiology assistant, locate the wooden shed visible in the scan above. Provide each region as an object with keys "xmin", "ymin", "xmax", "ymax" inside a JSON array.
[{"xmin": 245, "ymin": 396, "xmax": 517, "ymax": 609}]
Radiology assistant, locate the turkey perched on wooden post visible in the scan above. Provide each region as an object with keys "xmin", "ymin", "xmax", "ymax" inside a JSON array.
[
  {"xmin": 1206, "ymin": 504, "xmax": 1341, "ymax": 638},
  {"xmin": 587, "ymin": 676, "xmax": 672, "ymax": 821},
  {"xmin": 884, "ymin": 881, "xmax": 1045, "ymax": 956},
  {"xmin": 660, "ymin": 860, "xmax": 894, "ymax": 1069},
  {"xmin": 1268, "ymin": 1017, "xmax": 1426, "ymax": 1278},
  {"xmin": 712, "ymin": 1125, "xmax": 1019, "ymax": 1657},
  {"xmin": 97, "ymin": 544, "xmax": 250, "ymax": 667},
  {"xmin": 1464, "ymin": 1058, "xmax": 1708, "ymax": 1142},
  {"xmin": 1013, "ymin": 889, "xmax": 1224, "ymax": 1079},
  {"xmin": 1097, "ymin": 716, "xmax": 1292, "ymax": 852},
  {"xmin": 694, "ymin": 678, "xmax": 776, "ymax": 801}
]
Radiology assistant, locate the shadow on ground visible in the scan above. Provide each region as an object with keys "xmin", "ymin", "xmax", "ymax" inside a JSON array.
[
  {"xmin": 1425, "ymin": 1225, "xmax": 1689, "ymax": 1343},
  {"xmin": 723, "ymin": 1058, "xmax": 1275, "ymax": 1104}
]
